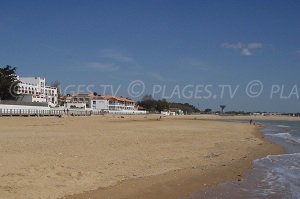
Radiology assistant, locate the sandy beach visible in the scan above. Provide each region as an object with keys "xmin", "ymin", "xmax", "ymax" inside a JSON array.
[{"xmin": 0, "ymin": 115, "xmax": 289, "ymax": 199}]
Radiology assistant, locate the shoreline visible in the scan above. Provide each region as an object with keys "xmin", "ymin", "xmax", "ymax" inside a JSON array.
[{"xmin": 61, "ymin": 119, "xmax": 285, "ymax": 199}]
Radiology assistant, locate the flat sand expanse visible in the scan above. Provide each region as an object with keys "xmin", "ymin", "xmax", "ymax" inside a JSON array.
[
  {"xmin": 195, "ymin": 114, "xmax": 300, "ymax": 121},
  {"xmin": 0, "ymin": 115, "xmax": 285, "ymax": 199}
]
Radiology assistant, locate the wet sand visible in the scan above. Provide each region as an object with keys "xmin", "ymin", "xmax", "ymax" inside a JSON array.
[{"xmin": 0, "ymin": 115, "xmax": 286, "ymax": 199}]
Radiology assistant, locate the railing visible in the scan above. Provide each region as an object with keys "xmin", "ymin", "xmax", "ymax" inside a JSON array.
[
  {"xmin": 63, "ymin": 109, "xmax": 93, "ymax": 116},
  {"xmin": 0, "ymin": 109, "xmax": 63, "ymax": 116},
  {"xmin": 0, "ymin": 108, "xmax": 146, "ymax": 117},
  {"xmin": 0, "ymin": 109, "xmax": 93, "ymax": 117},
  {"xmin": 108, "ymin": 110, "xmax": 147, "ymax": 115}
]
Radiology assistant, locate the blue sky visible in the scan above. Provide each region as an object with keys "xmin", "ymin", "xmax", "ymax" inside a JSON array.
[{"xmin": 1, "ymin": 0, "xmax": 300, "ymax": 112}]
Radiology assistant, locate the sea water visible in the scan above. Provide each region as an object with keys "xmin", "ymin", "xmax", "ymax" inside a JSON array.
[{"xmin": 185, "ymin": 120, "xmax": 300, "ymax": 199}]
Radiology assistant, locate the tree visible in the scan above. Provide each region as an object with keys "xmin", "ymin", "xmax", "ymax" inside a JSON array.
[
  {"xmin": 0, "ymin": 65, "xmax": 19, "ymax": 100},
  {"xmin": 220, "ymin": 105, "xmax": 226, "ymax": 113},
  {"xmin": 142, "ymin": 94, "xmax": 153, "ymax": 101},
  {"xmin": 137, "ymin": 99, "xmax": 158, "ymax": 112},
  {"xmin": 156, "ymin": 99, "xmax": 169, "ymax": 112},
  {"xmin": 51, "ymin": 80, "xmax": 61, "ymax": 97},
  {"xmin": 169, "ymin": 102, "xmax": 200, "ymax": 114},
  {"xmin": 137, "ymin": 98, "xmax": 200, "ymax": 114},
  {"xmin": 204, "ymin": 108, "xmax": 212, "ymax": 113}
]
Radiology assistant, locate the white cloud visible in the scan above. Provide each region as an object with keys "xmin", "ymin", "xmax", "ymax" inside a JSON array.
[
  {"xmin": 148, "ymin": 72, "xmax": 166, "ymax": 81},
  {"xmin": 85, "ymin": 62, "xmax": 119, "ymax": 71},
  {"xmin": 221, "ymin": 42, "xmax": 243, "ymax": 49},
  {"xmin": 84, "ymin": 49, "xmax": 136, "ymax": 72},
  {"xmin": 99, "ymin": 49, "xmax": 133, "ymax": 63},
  {"xmin": 241, "ymin": 48, "xmax": 252, "ymax": 56},
  {"xmin": 247, "ymin": 42, "xmax": 263, "ymax": 49},
  {"xmin": 221, "ymin": 42, "xmax": 264, "ymax": 56}
]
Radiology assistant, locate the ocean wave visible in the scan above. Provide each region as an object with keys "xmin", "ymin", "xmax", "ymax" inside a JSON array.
[
  {"xmin": 252, "ymin": 153, "xmax": 300, "ymax": 199},
  {"xmin": 254, "ymin": 153, "xmax": 300, "ymax": 163},
  {"xmin": 276, "ymin": 125, "xmax": 290, "ymax": 128},
  {"xmin": 265, "ymin": 132, "xmax": 300, "ymax": 144}
]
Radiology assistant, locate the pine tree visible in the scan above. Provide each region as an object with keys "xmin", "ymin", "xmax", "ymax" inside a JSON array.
[{"xmin": 0, "ymin": 65, "xmax": 19, "ymax": 100}]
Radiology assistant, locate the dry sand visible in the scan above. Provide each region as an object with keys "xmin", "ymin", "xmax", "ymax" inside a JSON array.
[
  {"xmin": 194, "ymin": 114, "xmax": 300, "ymax": 121},
  {"xmin": 0, "ymin": 115, "xmax": 288, "ymax": 199}
]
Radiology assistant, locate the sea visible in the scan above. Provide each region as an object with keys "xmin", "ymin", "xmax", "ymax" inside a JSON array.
[{"xmin": 185, "ymin": 120, "xmax": 300, "ymax": 199}]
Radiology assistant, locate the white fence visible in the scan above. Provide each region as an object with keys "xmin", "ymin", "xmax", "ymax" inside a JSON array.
[
  {"xmin": 0, "ymin": 104, "xmax": 91, "ymax": 116},
  {"xmin": 108, "ymin": 110, "xmax": 147, "ymax": 115},
  {"xmin": 0, "ymin": 104, "xmax": 51, "ymax": 116},
  {"xmin": 0, "ymin": 104, "xmax": 147, "ymax": 116},
  {"xmin": 0, "ymin": 109, "xmax": 64, "ymax": 116}
]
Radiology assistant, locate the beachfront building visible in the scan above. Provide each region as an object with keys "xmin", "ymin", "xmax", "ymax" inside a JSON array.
[
  {"xmin": 91, "ymin": 96, "xmax": 109, "ymax": 111},
  {"xmin": 65, "ymin": 93, "xmax": 94, "ymax": 108},
  {"xmin": 101, "ymin": 96, "xmax": 135, "ymax": 111},
  {"xmin": 59, "ymin": 94, "xmax": 88, "ymax": 110},
  {"xmin": 169, "ymin": 107, "xmax": 184, "ymax": 115},
  {"xmin": 161, "ymin": 108, "xmax": 184, "ymax": 116},
  {"xmin": 61, "ymin": 93, "xmax": 146, "ymax": 114},
  {"xmin": 16, "ymin": 77, "xmax": 58, "ymax": 107}
]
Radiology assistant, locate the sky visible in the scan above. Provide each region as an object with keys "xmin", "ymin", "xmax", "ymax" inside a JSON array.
[{"xmin": 1, "ymin": 0, "xmax": 300, "ymax": 112}]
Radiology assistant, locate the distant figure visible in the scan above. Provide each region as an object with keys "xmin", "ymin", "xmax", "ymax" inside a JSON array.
[{"xmin": 250, "ymin": 119, "xmax": 253, "ymax": 125}]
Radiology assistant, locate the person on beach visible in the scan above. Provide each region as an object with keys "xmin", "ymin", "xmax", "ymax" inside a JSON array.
[{"xmin": 250, "ymin": 119, "xmax": 253, "ymax": 125}]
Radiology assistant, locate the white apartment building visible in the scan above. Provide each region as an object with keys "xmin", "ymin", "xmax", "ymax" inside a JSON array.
[
  {"xmin": 17, "ymin": 77, "xmax": 58, "ymax": 107},
  {"xmin": 103, "ymin": 96, "xmax": 135, "ymax": 111}
]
